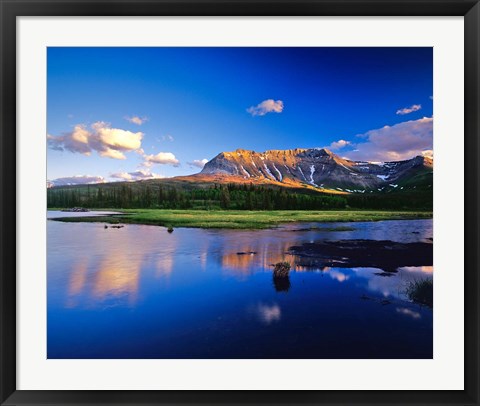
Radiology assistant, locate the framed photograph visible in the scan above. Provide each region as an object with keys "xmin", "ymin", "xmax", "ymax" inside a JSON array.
[{"xmin": 1, "ymin": 1, "xmax": 479, "ymax": 405}]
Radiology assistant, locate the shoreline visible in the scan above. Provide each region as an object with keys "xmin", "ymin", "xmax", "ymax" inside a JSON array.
[{"xmin": 48, "ymin": 209, "xmax": 433, "ymax": 230}]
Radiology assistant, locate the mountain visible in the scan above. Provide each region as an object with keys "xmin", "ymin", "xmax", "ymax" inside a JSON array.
[
  {"xmin": 197, "ymin": 148, "xmax": 433, "ymax": 193},
  {"xmin": 47, "ymin": 147, "xmax": 433, "ymax": 211}
]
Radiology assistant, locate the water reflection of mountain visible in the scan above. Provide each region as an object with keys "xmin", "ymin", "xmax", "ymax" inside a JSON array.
[
  {"xmin": 56, "ymin": 220, "xmax": 433, "ymax": 308},
  {"xmin": 63, "ymin": 225, "xmax": 183, "ymax": 308},
  {"xmin": 221, "ymin": 247, "xmax": 291, "ymax": 274},
  {"xmin": 49, "ymin": 217, "xmax": 434, "ymax": 359},
  {"xmin": 216, "ymin": 220, "xmax": 433, "ymax": 277},
  {"xmin": 217, "ymin": 232, "xmax": 298, "ymax": 276}
]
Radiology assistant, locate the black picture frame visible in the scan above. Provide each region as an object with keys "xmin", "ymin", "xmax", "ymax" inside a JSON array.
[{"xmin": 1, "ymin": 1, "xmax": 478, "ymax": 405}]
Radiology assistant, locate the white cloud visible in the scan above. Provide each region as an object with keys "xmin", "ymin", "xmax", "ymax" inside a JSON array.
[
  {"xmin": 93, "ymin": 122, "xmax": 143, "ymax": 150},
  {"xmin": 143, "ymin": 152, "xmax": 180, "ymax": 166},
  {"xmin": 328, "ymin": 139, "xmax": 351, "ymax": 150},
  {"xmin": 247, "ymin": 99, "xmax": 284, "ymax": 116},
  {"xmin": 421, "ymin": 149, "xmax": 433, "ymax": 158},
  {"xmin": 47, "ymin": 126, "xmax": 92, "ymax": 155},
  {"xmin": 110, "ymin": 170, "xmax": 165, "ymax": 181},
  {"xmin": 99, "ymin": 149, "xmax": 127, "ymax": 160},
  {"xmin": 141, "ymin": 160, "xmax": 154, "ymax": 168},
  {"xmin": 125, "ymin": 116, "xmax": 148, "ymax": 125},
  {"xmin": 49, "ymin": 175, "xmax": 105, "ymax": 187},
  {"xmin": 345, "ymin": 117, "xmax": 433, "ymax": 162},
  {"xmin": 396, "ymin": 104, "xmax": 422, "ymax": 115},
  {"xmin": 110, "ymin": 172, "xmax": 134, "ymax": 181},
  {"xmin": 130, "ymin": 170, "xmax": 165, "ymax": 180},
  {"xmin": 48, "ymin": 121, "xmax": 144, "ymax": 160},
  {"xmin": 70, "ymin": 125, "xmax": 90, "ymax": 144},
  {"xmin": 188, "ymin": 158, "xmax": 208, "ymax": 168}
]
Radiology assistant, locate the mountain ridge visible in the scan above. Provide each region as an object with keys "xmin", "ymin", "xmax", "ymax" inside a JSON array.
[{"xmin": 198, "ymin": 148, "xmax": 432, "ymax": 193}]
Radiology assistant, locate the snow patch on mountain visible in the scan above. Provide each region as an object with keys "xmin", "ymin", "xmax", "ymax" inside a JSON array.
[
  {"xmin": 298, "ymin": 167, "xmax": 307, "ymax": 182},
  {"xmin": 263, "ymin": 164, "xmax": 275, "ymax": 180},
  {"xmin": 272, "ymin": 164, "xmax": 283, "ymax": 182},
  {"xmin": 309, "ymin": 165, "xmax": 317, "ymax": 186},
  {"xmin": 240, "ymin": 165, "xmax": 250, "ymax": 178}
]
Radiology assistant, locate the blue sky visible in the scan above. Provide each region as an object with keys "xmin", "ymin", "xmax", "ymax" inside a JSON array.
[{"xmin": 47, "ymin": 47, "xmax": 433, "ymax": 185}]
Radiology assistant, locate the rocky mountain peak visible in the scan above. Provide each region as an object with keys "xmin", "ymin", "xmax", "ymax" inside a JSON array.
[{"xmin": 200, "ymin": 147, "xmax": 433, "ymax": 193}]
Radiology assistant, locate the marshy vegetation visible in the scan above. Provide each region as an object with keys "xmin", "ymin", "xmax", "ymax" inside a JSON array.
[
  {"xmin": 49, "ymin": 209, "xmax": 432, "ymax": 230},
  {"xmin": 272, "ymin": 262, "xmax": 292, "ymax": 293},
  {"xmin": 405, "ymin": 278, "xmax": 433, "ymax": 307},
  {"xmin": 272, "ymin": 261, "xmax": 291, "ymax": 277}
]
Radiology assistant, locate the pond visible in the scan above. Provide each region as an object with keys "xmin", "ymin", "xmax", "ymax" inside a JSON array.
[{"xmin": 47, "ymin": 211, "xmax": 433, "ymax": 359}]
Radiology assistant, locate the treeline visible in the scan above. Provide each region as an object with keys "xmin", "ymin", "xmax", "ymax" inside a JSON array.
[
  {"xmin": 47, "ymin": 183, "xmax": 347, "ymax": 210},
  {"xmin": 346, "ymin": 192, "xmax": 432, "ymax": 210},
  {"xmin": 47, "ymin": 182, "xmax": 432, "ymax": 211}
]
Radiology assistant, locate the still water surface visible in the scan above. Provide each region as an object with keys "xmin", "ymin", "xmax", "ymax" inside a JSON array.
[{"xmin": 47, "ymin": 211, "xmax": 433, "ymax": 359}]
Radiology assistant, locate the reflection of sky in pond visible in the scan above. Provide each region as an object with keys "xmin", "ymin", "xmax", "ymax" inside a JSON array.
[
  {"xmin": 48, "ymin": 213, "xmax": 432, "ymax": 359},
  {"xmin": 47, "ymin": 210, "xmax": 122, "ymax": 218},
  {"xmin": 318, "ymin": 266, "xmax": 433, "ymax": 300}
]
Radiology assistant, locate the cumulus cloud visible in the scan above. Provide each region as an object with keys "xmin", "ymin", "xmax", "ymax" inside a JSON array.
[
  {"xmin": 143, "ymin": 152, "xmax": 180, "ymax": 166},
  {"xmin": 188, "ymin": 158, "xmax": 208, "ymax": 168},
  {"xmin": 110, "ymin": 170, "xmax": 165, "ymax": 181},
  {"xmin": 247, "ymin": 99, "xmax": 284, "ymax": 116},
  {"xmin": 125, "ymin": 116, "xmax": 148, "ymax": 125},
  {"xmin": 421, "ymin": 149, "xmax": 433, "ymax": 158},
  {"xmin": 396, "ymin": 104, "xmax": 422, "ymax": 115},
  {"xmin": 345, "ymin": 117, "xmax": 433, "ymax": 162},
  {"xmin": 48, "ymin": 175, "xmax": 105, "ymax": 187},
  {"xmin": 328, "ymin": 139, "xmax": 351, "ymax": 150},
  {"xmin": 48, "ymin": 122, "xmax": 143, "ymax": 160},
  {"xmin": 162, "ymin": 134, "xmax": 174, "ymax": 142},
  {"xmin": 99, "ymin": 148, "xmax": 127, "ymax": 160},
  {"xmin": 110, "ymin": 172, "xmax": 134, "ymax": 181},
  {"xmin": 92, "ymin": 122, "xmax": 142, "ymax": 150}
]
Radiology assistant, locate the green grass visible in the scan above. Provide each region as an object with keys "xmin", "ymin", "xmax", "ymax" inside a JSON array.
[
  {"xmin": 405, "ymin": 278, "xmax": 433, "ymax": 307},
  {"xmin": 49, "ymin": 209, "xmax": 433, "ymax": 230}
]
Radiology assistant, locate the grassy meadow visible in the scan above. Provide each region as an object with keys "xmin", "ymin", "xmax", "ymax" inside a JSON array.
[{"xmin": 50, "ymin": 209, "xmax": 433, "ymax": 229}]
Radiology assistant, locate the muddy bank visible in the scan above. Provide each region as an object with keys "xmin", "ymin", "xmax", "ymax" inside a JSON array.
[{"xmin": 288, "ymin": 239, "xmax": 432, "ymax": 273}]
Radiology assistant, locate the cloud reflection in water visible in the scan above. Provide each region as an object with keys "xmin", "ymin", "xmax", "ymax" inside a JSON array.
[{"xmin": 256, "ymin": 303, "xmax": 282, "ymax": 324}]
